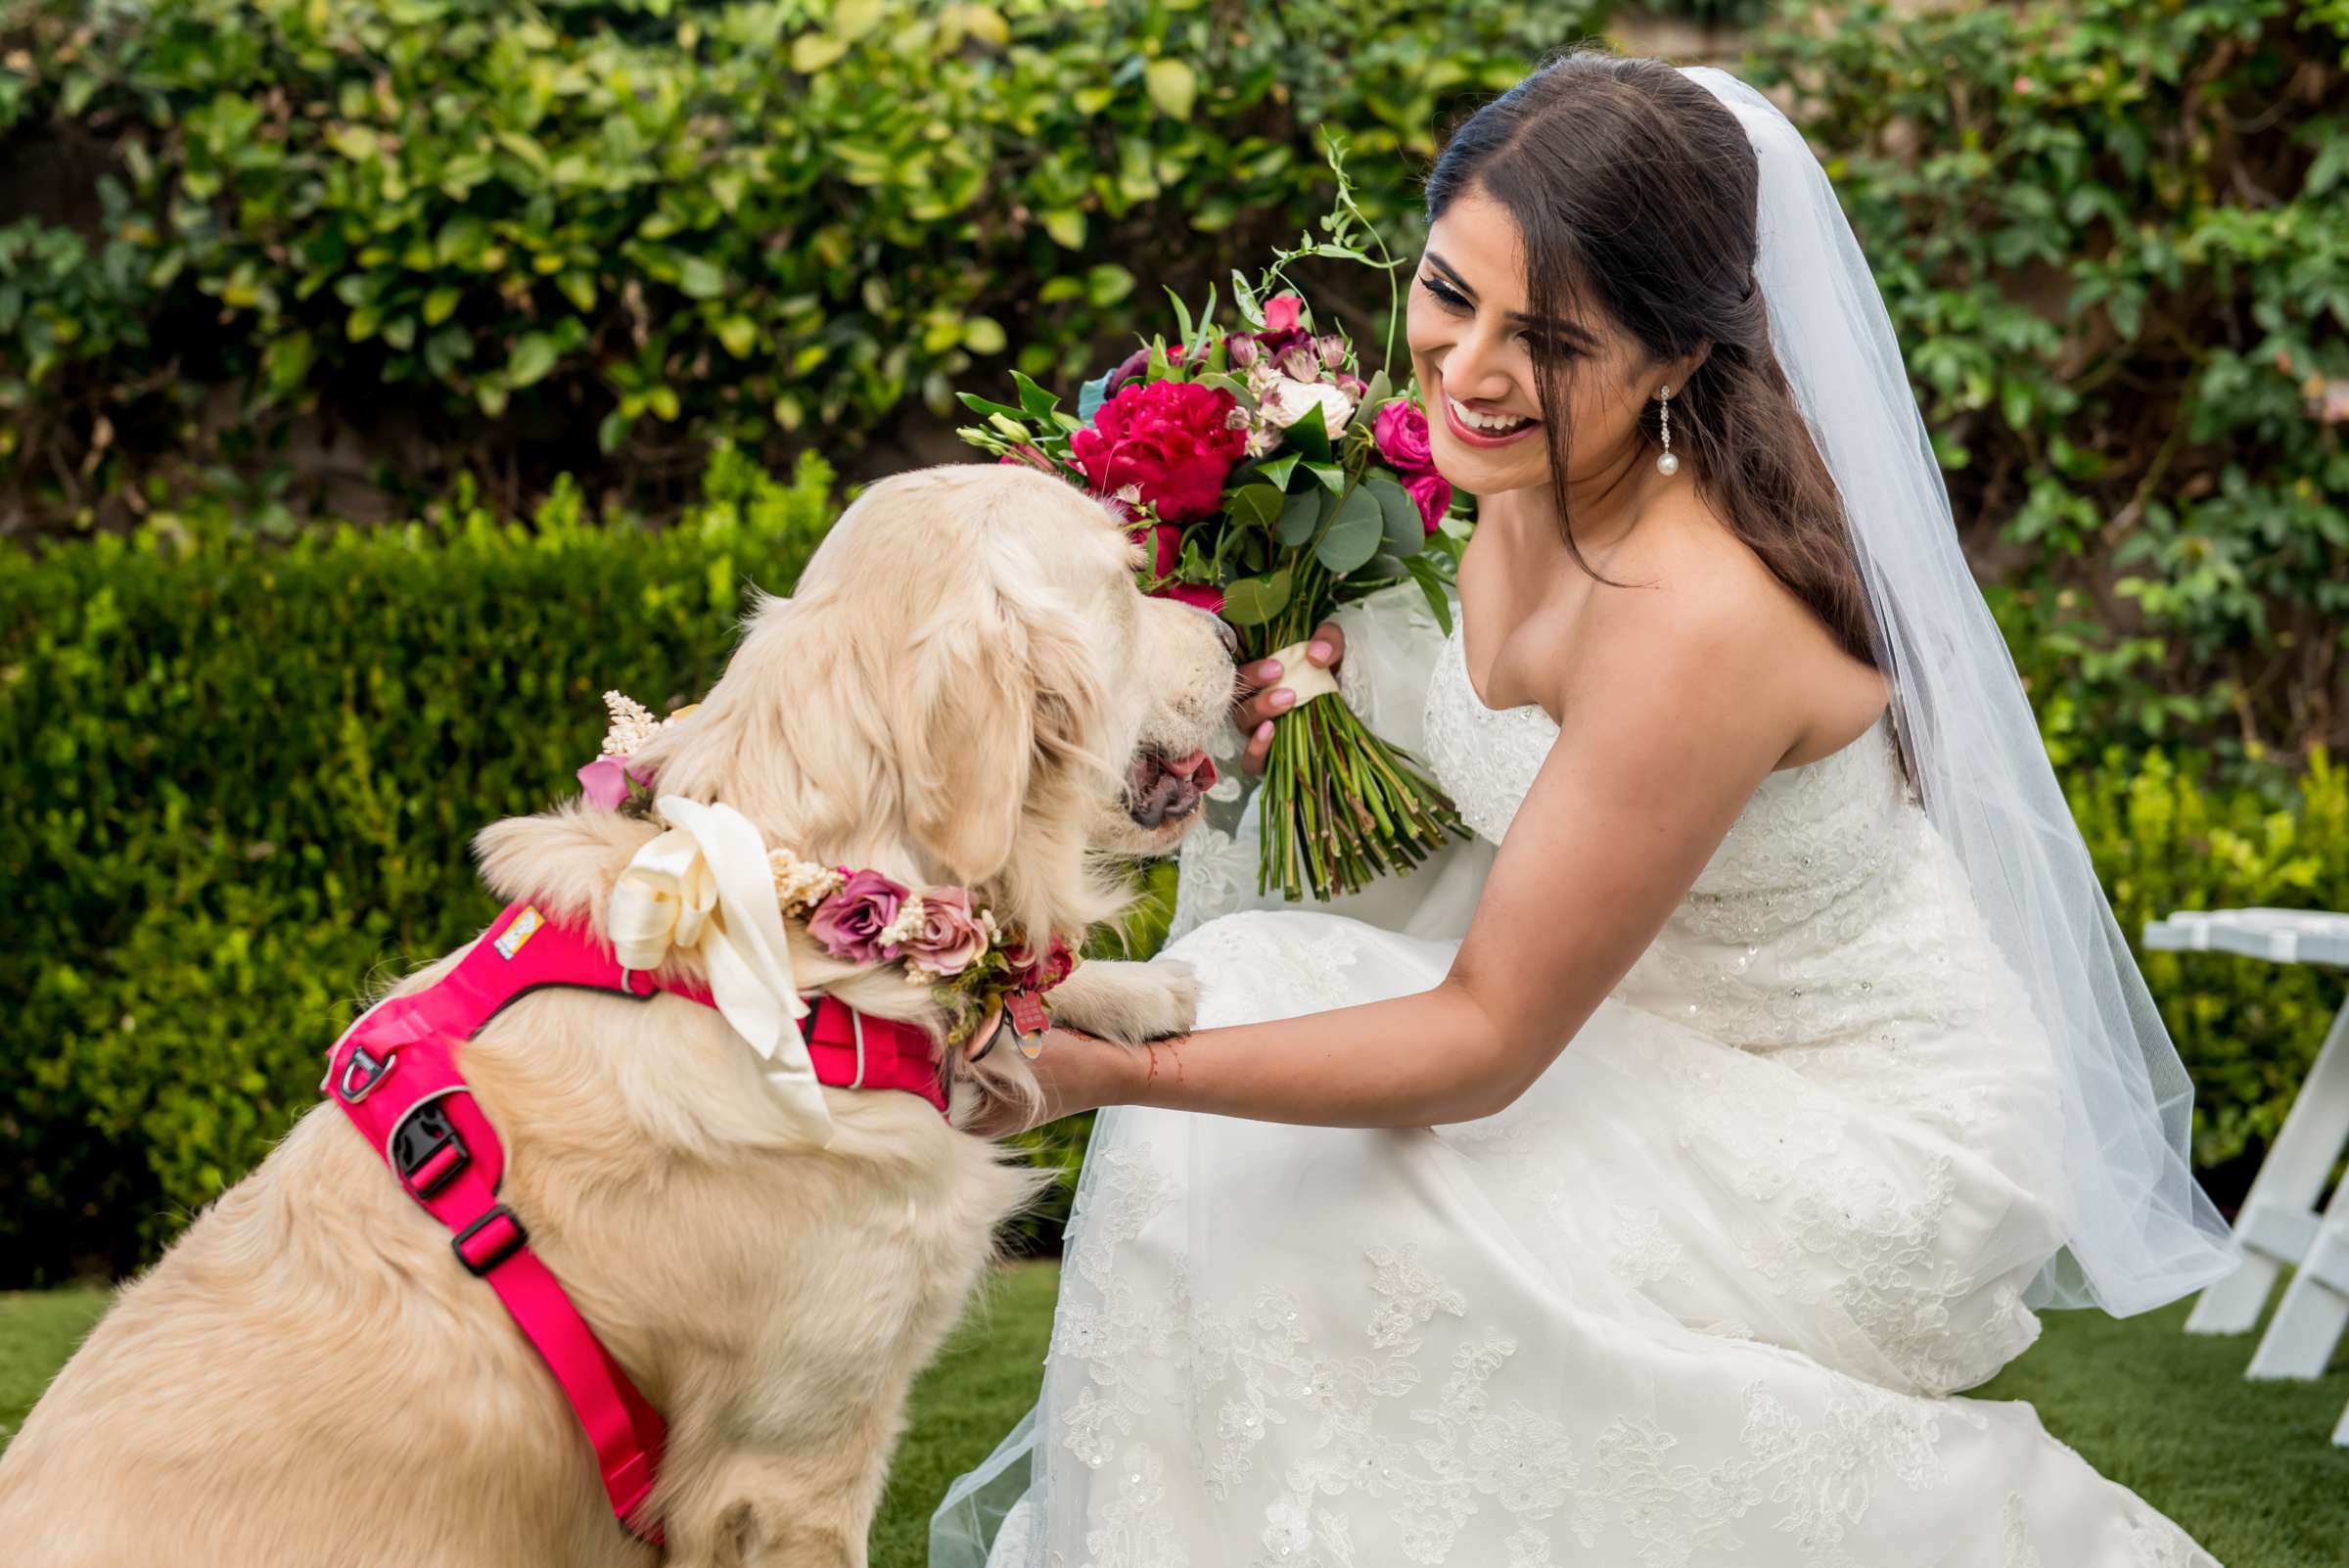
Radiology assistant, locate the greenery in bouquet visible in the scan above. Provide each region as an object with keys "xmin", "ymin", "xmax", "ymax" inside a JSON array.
[{"xmin": 957, "ymin": 157, "xmax": 1472, "ymax": 901}]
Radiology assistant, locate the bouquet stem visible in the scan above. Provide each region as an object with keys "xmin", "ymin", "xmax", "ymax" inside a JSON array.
[{"xmin": 1255, "ymin": 664, "xmax": 1463, "ymax": 902}]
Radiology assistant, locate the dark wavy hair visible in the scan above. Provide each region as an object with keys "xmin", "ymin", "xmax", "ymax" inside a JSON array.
[{"xmin": 1426, "ymin": 49, "xmax": 1877, "ymax": 667}]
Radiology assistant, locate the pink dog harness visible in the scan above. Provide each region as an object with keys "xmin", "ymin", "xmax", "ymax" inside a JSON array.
[{"xmin": 322, "ymin": 899, "xmax": 951, "ymax": 1544}]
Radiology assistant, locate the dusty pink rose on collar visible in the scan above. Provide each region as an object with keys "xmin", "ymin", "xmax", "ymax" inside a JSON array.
[
  {"xmin": 806, "ymin": 869, "xmax": 910, "ymax": 964},
  {"xmin": 899, "ymin": 886, "xmax": 989, "ymax": 977}
]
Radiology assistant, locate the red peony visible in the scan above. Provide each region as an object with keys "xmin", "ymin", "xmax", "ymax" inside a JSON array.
[{"xmin": 1071, "ymin": 379, "xmax": 1247, "ymax": 522}]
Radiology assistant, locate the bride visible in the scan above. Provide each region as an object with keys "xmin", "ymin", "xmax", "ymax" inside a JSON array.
[{"xmin": 935, "ymin": 53, "xmax": 2236, "ymax": 1568}]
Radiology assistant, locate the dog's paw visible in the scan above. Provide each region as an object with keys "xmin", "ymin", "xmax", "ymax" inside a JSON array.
[{"xmin": 1051, "ymin": 958, "xmax": 1198, "ymax": 1044}]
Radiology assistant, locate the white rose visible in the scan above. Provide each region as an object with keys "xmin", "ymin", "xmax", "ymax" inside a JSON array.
[{"xmin": 1258, "ymin": 375, "xmax": 1357, "ymax": 438}]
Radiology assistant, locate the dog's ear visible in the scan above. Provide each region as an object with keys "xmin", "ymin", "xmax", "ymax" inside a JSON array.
[{"xmin": 901, "ymin": 589, "xmax": 1104, "ymax": 888}]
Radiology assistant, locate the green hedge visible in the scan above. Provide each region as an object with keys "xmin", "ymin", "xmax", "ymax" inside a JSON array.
[
  {"xmin": 1751, "ymin": 0, "xmax": 2349, "ymax": 762},
  {"xmin": 2069, "ymin": 745, "xmax": 2349, "ymax": 1179},
  {"xmin": 0, "ymin": 0, "xmax": 1599, "ymax": 524}
]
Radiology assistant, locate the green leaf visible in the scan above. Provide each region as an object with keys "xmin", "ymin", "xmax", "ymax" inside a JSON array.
[
  {"xmin": 1228, "ymin": 484, "xmax": 1285, "ymax": 531},
  {"xmin": 1165, "ymin": 285, "xmax": 1195, "ymax": 347},
  {"xmin": 1254, "ymin": 452, "xmax": 1300, "ymax": 490},
  {"xmin": 1041, "ymin": 209, "xmax": 1086, "ymax": 249},
  {"xmin": 1405, "ymin": 554, "xmax": 1454, "ymax": 634},
  {"xmin": 1369, "ymin": 475, "xmax": 1424, "ymax": 557},
  {"xmin": 1274, "ymin": 485, "xmax": 1325, "ymax": 547},
  {"xmin": 679, "ymin": 257, "xmax": 726, "ymax": 300},
  {"xmin": 422, "ymin": 286, "xmax": 462, "ymax": 327},
  {"xmin": 963, "ymin": 315, "xmax": 1007, "ymax": 354},
  {"xmin": 1282, "ymin": 408, "xmax": 1333, "ymax": 463},
  {"xmin": 792, "ymin": 32, "xmax": 851, "ymax": 72},
  {"xmin": 1145, "ymin": 59, "xmax": 1198, "ymax": 121},
  {"xmin": 1315, "ymin": 487, "xmax": 1384, "ymax": 575},
  {"xmin": 506, "ymin": 333, "xmax": 560, "ymax": 389},
  {"xmin": 1221, "ymin": 568, "xmax": 1291, "ymax": 627},
  {"xmin": 1305, "ymin": 461, "xmax": 1345, "ymax": 493},
  {"xmin": 598, "ymin": 408, "xmax": 632, "ymax": 453},
  {"xmin": 716, "ymin": 316, "xmax": 759, "ymax": 358},
  {"xmin": 1011, "ymin": 370, "xmax": 1060, "ymax": 419}
]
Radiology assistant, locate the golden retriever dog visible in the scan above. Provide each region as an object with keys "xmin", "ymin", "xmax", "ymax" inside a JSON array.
[{"xmin": 0, "ymin": 464, "xmax": 1234, "ymax": 1566}]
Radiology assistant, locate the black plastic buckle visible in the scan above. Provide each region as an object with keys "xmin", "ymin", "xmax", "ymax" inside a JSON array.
[
  {"xmin": 391, "ymin": 1100, "xmax": 469, "ymax": 1198},
  {"xmin": 452, "ymin": 1205, "xmax": 528, "ymax": 1277},
  {"xmin": 334, "ymin": 1043, "xmax": 396, "ymax": 1104}
]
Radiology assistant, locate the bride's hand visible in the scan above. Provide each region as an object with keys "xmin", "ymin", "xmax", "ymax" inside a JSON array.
[
  {"xmin": 1233, "ymin": 621, "xmax": 1346, "ymax": 775},
  {"xmin": 961, "ymin": 1026, "xmax": 1131, "ymax": 1138}
]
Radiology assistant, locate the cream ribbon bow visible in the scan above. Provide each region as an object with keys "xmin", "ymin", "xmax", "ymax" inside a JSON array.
[{"xmin": 608, "ymin": 794, "xmax": 832, "ymax": 1148}]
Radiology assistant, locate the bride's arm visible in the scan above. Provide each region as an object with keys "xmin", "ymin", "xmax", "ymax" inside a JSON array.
[{"xmin": 1021, "ymin": 581, "xmax": 1800, "ymax": 1130}]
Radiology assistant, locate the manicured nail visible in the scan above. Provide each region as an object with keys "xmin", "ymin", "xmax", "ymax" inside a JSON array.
[
  {"xmin": 1309, "ymin": 640, "xmax": 1332, "ymax": 664},
  {"xmin": 1268, "ymin": 688, "xmax": 1296, "ymax": 712},
  {"xmin": 1254, "ymin": 721, "xmax": 1274, "ymax": 742},
  {"xmin": 1257, "ymin": 660, "xmax": 1283, "ymax": 681}
]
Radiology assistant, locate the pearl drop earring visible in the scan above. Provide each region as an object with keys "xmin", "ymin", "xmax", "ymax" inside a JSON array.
[{"xmin": 1655, "ymin": 384, "xmax": 1680, "ymax": 477}]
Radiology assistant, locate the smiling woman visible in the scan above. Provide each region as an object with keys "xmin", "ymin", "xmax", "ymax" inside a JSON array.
[
  {"xmin": 1412, "ymin": 62, "xmax": 1879, "ymax": 669},
  {"xmin": 938, "ymin": 50, "xmax": 2233, "ymax": 1568}
]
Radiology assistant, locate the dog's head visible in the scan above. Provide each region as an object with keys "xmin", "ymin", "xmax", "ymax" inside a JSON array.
[{"xmin": 630, "ymin": 463, "xmax": 1234, "ymax": 947}]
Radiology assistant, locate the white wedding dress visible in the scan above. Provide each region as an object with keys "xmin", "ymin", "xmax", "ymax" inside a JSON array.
[{"xmin": 933, "ymin": 585, "xmax": 2219, "ymax": 1568}]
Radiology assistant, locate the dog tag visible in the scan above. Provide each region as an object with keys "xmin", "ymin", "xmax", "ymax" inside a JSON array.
[{"xmin": 1006, "ymin": 989, "xmax": 1049, "ymax": 1053}]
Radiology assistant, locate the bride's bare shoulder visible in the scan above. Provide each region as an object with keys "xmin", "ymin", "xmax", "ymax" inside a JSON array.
[{"xmin": 1558, "ymin": 500, "xmax": 1878, "ymax": 746}]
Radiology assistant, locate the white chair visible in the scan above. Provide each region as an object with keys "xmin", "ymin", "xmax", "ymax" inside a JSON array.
[{"xmin": 2144, "ymin": 907, "xmax": 2349, "ymax": 1444}]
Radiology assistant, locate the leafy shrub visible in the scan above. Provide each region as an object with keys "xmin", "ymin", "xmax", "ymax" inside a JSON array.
[
  {"xmin": 2066, "ymin": 744, "xmax": 2349, "ymax": 1186},
  {"xmin": 0, "ymin": 0, "xmax": 1600, "ymax": 530},
  {"xmin": 1752, "ymin": 0, "xmax": 2349, "ymax": 762}
]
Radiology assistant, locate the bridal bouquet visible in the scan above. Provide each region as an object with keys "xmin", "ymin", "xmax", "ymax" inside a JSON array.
[{"xmin": 956, "ymin": 175, "xmax": 1470, "ymax": 901}]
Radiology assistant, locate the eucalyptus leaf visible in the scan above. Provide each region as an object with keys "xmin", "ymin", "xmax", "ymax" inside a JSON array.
[
  {"xmin": 1315, "ymin": 486, "xmax": 1385, "ymax": 575},
  {"xmin": 1275, "ymin": 485, "xmax": 1326, "ymax": 547},
  {"xmin": 1405, "ymin": 554, "xmax": 1455, "ymax": 635},
  {"xmin": 1229, "ymin": 483, "xmax": 1285, "ymax": 531},
  {"xmin": 1369, "ymin": 475, "xmax": 1425, "ymax": 557},
  {"xmin": 1221, "ymin": 568, "xmax": 1292, "ymax": 627},
  {"xmin": 1078, "ymin": 367, "xmax": 1114, "ymax": 423}
]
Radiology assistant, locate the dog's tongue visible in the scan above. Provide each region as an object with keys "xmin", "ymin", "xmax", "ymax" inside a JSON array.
[{"xmin": 1166, "ymin": 749, "xmax": 1218, "ymax": 790}]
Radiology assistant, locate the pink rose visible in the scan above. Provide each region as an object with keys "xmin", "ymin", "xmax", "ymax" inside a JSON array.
[
  {"xmin": 806, "ymin": 869, "xmax": 910, "ymax": 964},
  {"xmin": 1251, "ymin": 293, "xmax": 1314, "ymax": 364},
  {"xmin": 1405, "ymin": 469, "xmax": 1452, "ymax": 534},
  {"xmin": 576, "ymin": 755, "xmax": 655, "ymax": 810},
  {"xmin": 1372, "ymin": 398, "xmax": 1434, "ymax": 473},
  {"xmin": 899, "ymin": 886, "xmax": 990, "ymax": 977}
]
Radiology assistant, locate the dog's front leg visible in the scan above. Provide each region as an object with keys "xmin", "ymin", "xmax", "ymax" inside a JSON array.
[
  {"xmin": 1048, "ymin": 955, "xmax": 1198, "ymax": 1043},
  {"xmin": 672, "ymin": 1450, "xmax": 877, "ymax": 1568}
]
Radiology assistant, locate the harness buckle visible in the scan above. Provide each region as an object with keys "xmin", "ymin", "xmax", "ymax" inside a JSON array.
[
  {"xmin": 390, "ymin": 1099, "xmax": 470, "ymax": 1198},
  {"xmin": 452, "ymin": 1205, "xmax": 529, "ymax": 1277},
  {"xmin": 335, "ymin": 1043, "xmax": 397, "ymax": 1104}
]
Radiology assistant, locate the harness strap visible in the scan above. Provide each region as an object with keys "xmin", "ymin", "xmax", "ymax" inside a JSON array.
[{"xmin": 324, "ymin": 899, "xmax": 956, "ymax": 1546}]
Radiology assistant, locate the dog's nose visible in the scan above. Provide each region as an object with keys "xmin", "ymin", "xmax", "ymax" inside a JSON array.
[{"xmin": 1189, "ymin": 604, "xmax": 1240, "ymax": 660}]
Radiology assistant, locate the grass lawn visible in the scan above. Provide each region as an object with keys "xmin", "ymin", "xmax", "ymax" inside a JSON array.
[{"xmin": 8, "ymin": 1261, "xmax": 2344, "ymax": 1565}]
